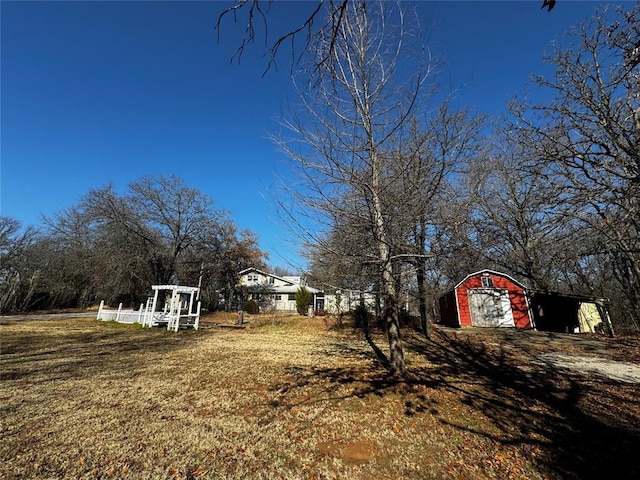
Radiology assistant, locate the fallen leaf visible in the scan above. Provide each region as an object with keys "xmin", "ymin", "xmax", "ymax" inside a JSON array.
[{"xmin": 191, "ymin": 467, "xmax": 209, "ymax": 476}]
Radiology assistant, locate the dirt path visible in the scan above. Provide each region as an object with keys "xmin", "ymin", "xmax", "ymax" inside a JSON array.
[
  {"xmin": 437, "ymin": 326, "xmax": 640, "ymax": 384},
  {"xmin": 533, "ymin": 353, "xmax": 640, "ymax": 384}
]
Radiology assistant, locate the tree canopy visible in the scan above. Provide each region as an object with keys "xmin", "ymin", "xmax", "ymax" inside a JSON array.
[{"xmin": 0, "ymin": 175, "xmax": 267, "ymax": 313}]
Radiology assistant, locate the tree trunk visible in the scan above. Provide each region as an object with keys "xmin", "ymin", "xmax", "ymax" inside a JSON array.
[
  {"xmin": 383, "ymin": 272, "xmax": 405, "ymax": 376},
  {"xmin": 416, "ymin": 262, "xmax": 429, "ymax": 338},
  {"xmin": 372, "ymin": 156, "xmax": 406, "ymax": 376}
]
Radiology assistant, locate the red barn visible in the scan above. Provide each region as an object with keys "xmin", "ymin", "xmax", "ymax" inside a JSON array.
[{"xmin": 439, "ymin": 270, "xmax": 533, "ymax": 329}]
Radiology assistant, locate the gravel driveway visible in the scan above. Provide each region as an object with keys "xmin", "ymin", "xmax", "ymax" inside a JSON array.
[
  {"xmin": 533, "ymin": 353, "xmax": 640, "ymax": 384},
  {"xmin": 440, "ymin": 326, "xmax": 640, "ymax": 384}
]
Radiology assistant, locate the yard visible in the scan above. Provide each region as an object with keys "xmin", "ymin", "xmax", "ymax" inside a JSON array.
[{"xmin": 1, "ymin": 313, "xmax": 639, "ymax": 479}]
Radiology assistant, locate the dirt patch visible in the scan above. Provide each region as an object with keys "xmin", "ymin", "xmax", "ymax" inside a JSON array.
[{"xmin": 317, "ymin": 439, "xmax": 379, "ymax": 464}]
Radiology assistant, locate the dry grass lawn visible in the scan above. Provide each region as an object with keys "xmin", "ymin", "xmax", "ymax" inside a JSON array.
[{"xmin": 1, "ymin": 312, "xmax": 639, "ymax": 479}]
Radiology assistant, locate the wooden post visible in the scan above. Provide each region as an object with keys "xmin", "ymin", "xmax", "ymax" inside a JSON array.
[
  {"xmin": 150, "ymin": 289, "xmax": 159, "ymax": 328},
  {"xmin": 116, "ymin": 303, "xmax": 123, "ymax": 323},
  {"xmin": 237, "ymin": 310, "xmax": 244, "ymax": 325},
  {"xmin": 169, "ymin": 288, "xmax": 179, "ymax": 331},
  {"xmin": 97, "ymin": 300, "xmax": 104, "ymax": 320},
  {"xmin": 188, "ymin": 290, "xmax": 195, "ymax": 316},
  {"xmin": 194, "ymin": 301, "xmax": 201, "ymax": 330}
]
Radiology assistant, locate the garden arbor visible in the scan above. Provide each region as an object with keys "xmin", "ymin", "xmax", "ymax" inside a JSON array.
[{"xmin": 143, "ymin": 285, "xmax": 201, "ymax": 332}]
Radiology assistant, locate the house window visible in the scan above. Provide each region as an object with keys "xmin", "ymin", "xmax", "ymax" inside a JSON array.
[
  {"xmin": 288, "ymin": 294, "xmax": 295, "ymax": 301},
  {"xmin": 481, "ymin": 276, "xmax": 494, "ymax": 288},
  {"xmin": 268, "ymin": 277, "xmax": 274, "ymax": 284},
  {"xmin": 275, "ymin": 295, "xmax": 281, "ymax": 301}
]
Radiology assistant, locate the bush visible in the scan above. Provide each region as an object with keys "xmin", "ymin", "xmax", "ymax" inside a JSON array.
[
  {"xmin": 295, "ymin": 286, "xmax": 313, "ymax": 315},
  {"xmin": 243, "ymin": 300, "xmax": 259, "ymax": 314}
]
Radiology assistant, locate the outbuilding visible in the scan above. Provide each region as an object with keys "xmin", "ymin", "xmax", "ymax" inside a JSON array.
[
  {"xmin": 439, "ymin": 269, "xmax": 533, "ymax": 329},
  {"xmin": 528, "ymin": 291, "xmax": 613, "ymax": 335}
]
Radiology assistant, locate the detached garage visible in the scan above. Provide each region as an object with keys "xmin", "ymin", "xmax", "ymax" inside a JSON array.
[{"xmin": 439, "ymin": 270, "xmax": 533, "ymax": 329}]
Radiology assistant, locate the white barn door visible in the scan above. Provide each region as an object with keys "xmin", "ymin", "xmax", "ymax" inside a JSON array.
[{"xmin": 468, "ymin": 289, "xmax": 515, "ymax": 327}]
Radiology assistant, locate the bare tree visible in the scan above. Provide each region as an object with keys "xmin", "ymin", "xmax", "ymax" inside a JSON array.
[
  {"xmin": 0, "ymin": 217, "xmax": 41, "ymax": 312},
  {"xmin": 388, "ymin": 106, "xmax": 485, "ymax": 335},
  {"xmin": 511, "ymin": 3, "xmax": 640, "ymax": 328},
  {"xmin": 461, "ymin": 139, "xmax": 574, "ymax": 291},
  {"xmin": 40, "ymin": 175, "xmax": 266, "ymax": 310},
  {"xmin": 217, "ymin": 0, "xmax": 559, "ymax": 73},
  {"xmin": 204, "ymin": 223, "xmax": 267, "ymax": 312},
  {"xmin": 274, "ymin": 2, "xmax": 433, "ymax": 376},
  {"xmin": 216, "ymin": 0, "xmax": 348, "ymax": 73},
  {"xmin": 83, "ymin": 175, "xmax": 224, "ymax": 286},
  {"xmin": 272, "ymin": 266, "xmax": 296, "ymax": 277}
]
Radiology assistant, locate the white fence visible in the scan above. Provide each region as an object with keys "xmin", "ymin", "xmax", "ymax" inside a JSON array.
[
  {"xmin": 96, "ymin": 301, "xmax": 145, "ymax": 324},
  {"xmin": 96, "ymin": 299, "xmax": 200, "ymax": 331}
]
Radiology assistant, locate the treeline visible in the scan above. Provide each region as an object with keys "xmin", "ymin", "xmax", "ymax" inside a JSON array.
[
  {"xmin": 280, "ymin": 2, "xmax": 639, "ymax": 340},
  {"xmin": 0, "ymin": 175, "xmax": 266, "ymax": 313}
]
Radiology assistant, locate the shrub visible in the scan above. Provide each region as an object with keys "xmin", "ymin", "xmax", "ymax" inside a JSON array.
[
  {"xmin": 295, "ymin": 286, "xmax": 313, "ymax": 315},
  {"xmin": 243, "ymin": 300, "xmax": 259, "ymax": 314}
]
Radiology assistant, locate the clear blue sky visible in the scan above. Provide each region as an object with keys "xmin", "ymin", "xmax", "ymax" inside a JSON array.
[{"xmin": 1, "ymin": 0, "xmax": 618, "ymax": 270}]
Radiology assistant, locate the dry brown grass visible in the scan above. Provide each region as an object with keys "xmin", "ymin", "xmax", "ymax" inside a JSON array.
[{"xmin": 1, "ymin": 314, "xmax": 639, "ymax": 479}]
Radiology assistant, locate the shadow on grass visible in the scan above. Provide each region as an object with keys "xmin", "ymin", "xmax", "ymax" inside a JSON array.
[
  {"xmin": 0, "ymin": 319, "xmax": 206, "ymax": 384},
  {"xmin": 273, "ymin": 327, "xmax": 640, "ymax": 479},
  {"xmin": 410, "ymin": 329, "xmax": 640, "ymax": 479}
]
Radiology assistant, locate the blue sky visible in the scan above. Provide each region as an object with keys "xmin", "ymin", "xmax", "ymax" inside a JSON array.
[{"xmin": 1, "ymin": 0, "xmax": 619, "ymax": 270}]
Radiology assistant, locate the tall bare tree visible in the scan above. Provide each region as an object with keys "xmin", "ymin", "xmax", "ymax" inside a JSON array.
[
  {"xmin": 274, "ymin": 2, "xmax": 433, "ymax": 376},
  {"xmin": 388, "ymin": 106, "xmax": 485, "ymax": 335}
]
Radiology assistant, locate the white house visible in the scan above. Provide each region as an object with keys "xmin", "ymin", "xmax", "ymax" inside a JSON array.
[
  {"xmin": 237, "ymin": 268, "xmax": 324, "ymax": 312},
  {"xmin": 324, "ymin": 289, "xmax": 378, "ymax": 314}
]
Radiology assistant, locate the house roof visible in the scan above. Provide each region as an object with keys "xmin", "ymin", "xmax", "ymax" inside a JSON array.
[
  {"xmin": 243, "ymin": 283, "xmax": 321, "ymax": 294},
  {"xmin": 528, "ymin": 290, "xmax": 607, "ymax": 303},
  {"xmin": 239, "ymin": 267, "xmax": 321, "ymax": 294},
  {"xmin": 238, "ymin": 267, "xmax": 294, "ymax": 286},
  {"xmin": 272, "ymin": 285, "xmax": 321, "ymax": 294},
  {"xmin": 454, "ymin": 269, "xmax": 526, "ymax": 290}
]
